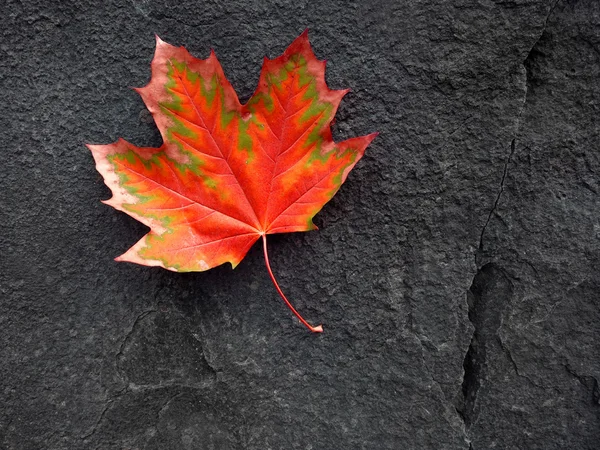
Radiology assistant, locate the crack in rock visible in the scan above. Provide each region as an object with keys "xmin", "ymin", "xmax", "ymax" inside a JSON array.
[
  {"xmin": 498, "ymin": 335, "xmax": 543, "ymax": 388},
  {"xmin": 402, "ymin": 331, "xmax": 471, "ymax": 448},
  {"xmin": 115, "ymin": 309, "xmax": 158, "ymax": 382},
  {"xmin": 458, "ymin": 264, "xmax": 513, "ymax": 427},
  {"xmin": 80, "ymin": 388, "xmax": 127, "ymax": 441},
  {"xmin": 478, "ymin": 139, "xmax": 515, "ymax": 252},
  {"xmin": 153, "ymin": 392, "xmax": 184, "ymax": 436},
  {"xmin": 80, "ymin": 400, "xmax": 112, "ymax": 441},
  {"xmin": 80, "ymin": 384, "xmax": 200, "ymax": 443},
  {"xmin": 565, "ymin": 364, "xmax": 600, "ymax": 406},
  {"xmin": 127, "ymin": 382, "xmax": 210, "ymax": 392},
  {"xmin": 83, "ymin": 307, "xmax": 218, "ymax": 443},
  {"xmin": 478, "ymin": 0, "xmax": 560, "ymax": 256}
]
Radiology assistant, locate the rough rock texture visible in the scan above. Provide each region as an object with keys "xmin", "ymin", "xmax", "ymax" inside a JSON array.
[{"xmin": 0, "ymin": 0, "xmax": 598, "ymax": 449}]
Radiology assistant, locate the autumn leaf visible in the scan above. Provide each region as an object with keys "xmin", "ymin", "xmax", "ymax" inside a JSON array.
[{"xmin": 88, "ymin": 31, "xmax": 377, "ymax": 333}]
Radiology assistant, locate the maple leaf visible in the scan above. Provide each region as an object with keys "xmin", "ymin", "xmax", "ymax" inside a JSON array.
[{"xmin": 88, "ymin": 31, "xmax": 377, "ymax": 333}]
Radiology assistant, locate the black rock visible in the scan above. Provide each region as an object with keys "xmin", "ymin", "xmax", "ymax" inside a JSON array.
[{"xmin": 1, "ymin": 0, "xmax": 598, "ymax": 448}]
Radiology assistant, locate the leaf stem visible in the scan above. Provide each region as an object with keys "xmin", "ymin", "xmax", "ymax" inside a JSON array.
[{"xmin": 261, "ymin": 234, "xmax": 323, "ymax": 333}]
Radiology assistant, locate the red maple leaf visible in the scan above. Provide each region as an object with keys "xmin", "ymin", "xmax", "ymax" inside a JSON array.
[{"xmin": 88, "ymin": 31, "xmax": 377, "ymax": 332}]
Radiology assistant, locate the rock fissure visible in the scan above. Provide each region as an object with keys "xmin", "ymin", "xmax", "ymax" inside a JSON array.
[
  {"xmin": 478, "ymin": 0, "xmax": 559, "ymax": 257},
  {"xmin": 499, "ymin": 337, "xmax": 542, "ymax": 388},
  {"xmin": 565, "ymin": 364, "xmax": 600, "ymax": 406},
  {"xmin": 478, "ymin": 139, "xmax": 515, "ymax": 253},
  {"xmin": 154, "ymin": 392, "xmax": 184, "ymax": 431},
  {"xmin": 80, "ymin": 400, "xmax": 112, "ymax": 441},
  {"xmin": 459, "ymin": 264, "xmax": 513, "ymax": 428},
  {"xmin": 80, "ymin": 388, "xmax": 127, "ymax": 441},
  {"xmin": 115, "ymin": 309, "xmax": 158, "ymax": 382},
  {"xmin": 463, "ymin": 2, "xmax": 561, "ymax": 433}
]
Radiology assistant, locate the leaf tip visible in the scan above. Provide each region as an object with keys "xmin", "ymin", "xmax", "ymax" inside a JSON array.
[
  {"xmin": 154, "ymin": 34, "xmax": 165, "ymax": 46},
  {"xmin": 286, "ymin": 29, "xmax": 313, "ymax": 58},
  {"xmin": 367, "ymin": 131, "xmax": 380, "ymax": 142},
  {"xmin": 339, "ymin": 87, "xmax": 351, "ymax": 98},
  {"xmin": 312, "ymin": 324, "xmax": 324, "ymax": 333},
  {"xmin": 354, "ymin": 132, "xmax": 379, "ymax": 148},
  {"xmin": 133, "ymin": 86, "xmax": 151, "ymax": 103},
  {"xmin": 85, "ymin": 142, "xmax": 98, "ymax": 152},
  {"xmin": 86, "ymin": 142, "xmax": 112, "ymax": 161}
]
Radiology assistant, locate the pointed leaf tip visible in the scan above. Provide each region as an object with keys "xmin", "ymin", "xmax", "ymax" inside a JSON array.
[{"xmin": 284, "ymin": 29, "xmax": 314, "ymax": 58}]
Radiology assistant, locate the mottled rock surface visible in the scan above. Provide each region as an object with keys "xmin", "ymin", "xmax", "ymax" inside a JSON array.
[{"xmin": 1, "ymin": 0, "xmax": 598, "ymax": 448}]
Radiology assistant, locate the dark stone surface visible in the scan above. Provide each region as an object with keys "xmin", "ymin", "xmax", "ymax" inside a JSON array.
[{"xmin": 1, "ymin": 0, "xmax": 598, "ymax": 448}]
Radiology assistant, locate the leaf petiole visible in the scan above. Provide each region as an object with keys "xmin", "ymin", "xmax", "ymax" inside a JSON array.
[{"xmin": 262, "ymin": 234, "xmax": 323, "ymax": 333}]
